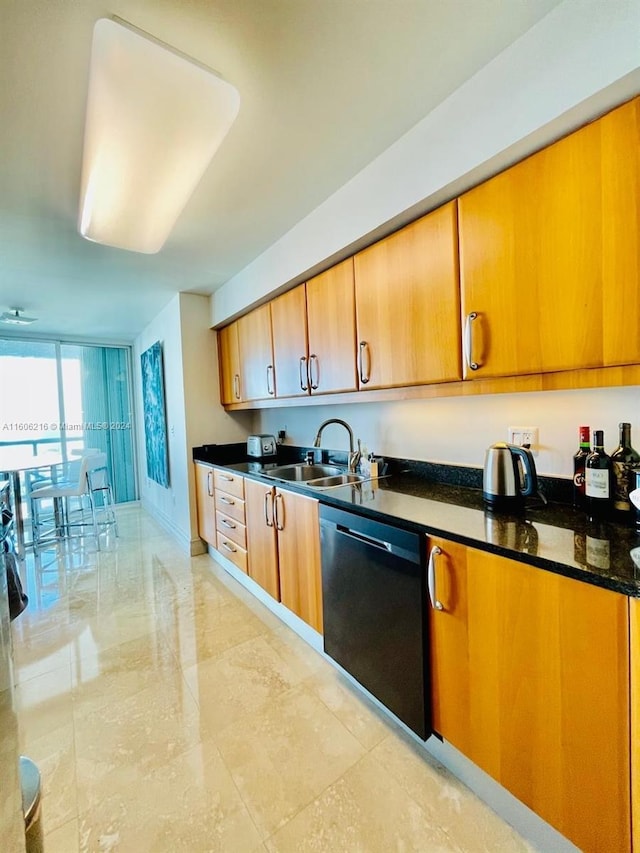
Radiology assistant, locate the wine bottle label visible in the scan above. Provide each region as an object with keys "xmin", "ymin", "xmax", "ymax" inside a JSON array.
[
  {"xmin": 573, "ymin": 471, "xmax": 585, "ymax": 489},
  {"xmin": 612, "ymin": 460, "xmax": 631, "ymax": 511},
  {"xmin": 586, "ymin": 535, "xmax": 610, "ymax": 570},
  {"xmin": 585, "ymin": 468, "xmax": 610, "ymax": 499}
]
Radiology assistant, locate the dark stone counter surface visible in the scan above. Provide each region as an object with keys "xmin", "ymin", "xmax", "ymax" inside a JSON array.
[{"xmin": 193, "ymin": 444, "xmax": 640, "ymax": 597}]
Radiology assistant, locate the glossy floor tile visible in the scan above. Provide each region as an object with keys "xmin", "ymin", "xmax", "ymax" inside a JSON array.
[{"xmin": 11, "ymin": 505, "xmax": 537, "ymax": 852}]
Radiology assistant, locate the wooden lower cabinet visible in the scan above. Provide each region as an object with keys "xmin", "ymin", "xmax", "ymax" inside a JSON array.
[
  {"xmin": 244, "ymin": 479, "xmax": 322, "ymax": 631},
  {"xmin": 427, "ymin": 536, "xmax": 630, "ymax": 853},
  {"xmin": 245, "ymin": 478, "xmax": 280, "ymax": 600},
  {"xmin": 194, "ymin": 463, "xmax": 216, "ymax": 546},
  {"xmin": 274, "ymin": 487, "xmax": 323, "ymax": 633}
]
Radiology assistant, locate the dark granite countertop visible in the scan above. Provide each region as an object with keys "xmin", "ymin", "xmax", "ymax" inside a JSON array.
[{"xmin": 194, "ymin": 444, "xmax": 640, "ymax": 597}]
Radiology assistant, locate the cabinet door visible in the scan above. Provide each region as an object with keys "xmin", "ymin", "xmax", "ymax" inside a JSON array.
[
  {"xmin": 238, "ymin": 304, "xmax": 275, "ymax": 401},
  {"xmin": 306, "ymin": 258, "xmax": 358, "ymax": 394},
  {"xmin": 245, "ymin": 479, "xmax": 279, "ymax": 600},
  {"xmin": 218, "ymin": 321, "xmax": 242, "ymax": 404},
  {"xmin": 275, "ymin": 488, "xmax": 322, "ymax": 632},
  {"xmin": 459, "ymin": 96, "xmax": 640, "ymax": 379},
  {"xmin": 194, "ymin": 463, "xmax": 216, "ymax": 546},
  {"xmin": 428, "ymin": 537, "xmax": 630, "ymax": 853},
  {"xmin": 354, "ymin": 201, "xmax": 461, "ymax": 390},
  {"xmin": 270, "ymin": 284, "xmax": 310, "ymax": 398}
]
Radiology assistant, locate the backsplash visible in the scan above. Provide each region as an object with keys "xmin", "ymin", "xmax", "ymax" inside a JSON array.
[{"xmin": 254, "ymin": 385, "xmax": 640, "ymax": 479}]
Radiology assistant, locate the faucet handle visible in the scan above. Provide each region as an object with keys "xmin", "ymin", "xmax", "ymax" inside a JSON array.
[{"xmin": 305, "ymin": 450, "xmax": 315, "ymax": 465}]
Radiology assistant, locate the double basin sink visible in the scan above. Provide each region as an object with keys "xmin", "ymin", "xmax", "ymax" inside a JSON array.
[{"xmin": 261, "ymin": 463, "xmax": 363, "ymax": 489}]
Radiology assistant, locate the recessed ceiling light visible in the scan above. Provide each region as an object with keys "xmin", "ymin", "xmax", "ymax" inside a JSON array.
[{"xmin": 0, "ymin": 308, "xmax": 38, "ymax": 326}]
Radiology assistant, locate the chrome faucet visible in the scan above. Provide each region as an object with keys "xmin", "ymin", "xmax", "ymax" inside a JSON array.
[{"xmin": 312, "ymin": 418, "xmax": 361, "ymax": 473}]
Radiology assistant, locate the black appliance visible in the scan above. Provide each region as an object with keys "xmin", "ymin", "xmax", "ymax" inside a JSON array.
[{"xmin": 319, "ymin": 504, "xmax": 429, "ymax": 739}]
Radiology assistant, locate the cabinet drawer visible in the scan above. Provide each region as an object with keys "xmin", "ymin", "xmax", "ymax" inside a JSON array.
[
  {"xmin": 216, "ymin": 532, "xmax": 248, "ymax": 573},
  {"xmin": 215, "ymin": 510, "xmax": 247, "ymax": 550},
  {"xmin": 214, "ymin": 469, "xmax": 245, "ymax": 499},
  {"xmin": 214, "ymin": 490, "xmax": 245, "ymax": 523}
]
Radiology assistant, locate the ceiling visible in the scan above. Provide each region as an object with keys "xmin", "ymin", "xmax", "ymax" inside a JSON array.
[{"xmin": 0, "ymin": 0, "xmax": 564, "ymax": 342}]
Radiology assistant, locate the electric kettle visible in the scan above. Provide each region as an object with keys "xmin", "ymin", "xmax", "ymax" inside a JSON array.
[{"xmin": 483, "ymin": 442, "xmax": 539, "ymax": 509}]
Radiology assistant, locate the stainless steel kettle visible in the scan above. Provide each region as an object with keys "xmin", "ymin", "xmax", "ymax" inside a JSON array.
[{"xmin": 483, "ymin": 442, "xmax": 539, "ymax": 509}]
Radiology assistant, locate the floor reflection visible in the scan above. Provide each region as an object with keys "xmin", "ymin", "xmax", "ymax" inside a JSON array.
[{"xmin": 11, "ymin": 505, "xmax": 539, "ymax": 853}]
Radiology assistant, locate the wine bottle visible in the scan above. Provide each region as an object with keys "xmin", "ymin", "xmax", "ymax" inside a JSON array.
[
  {"xmin": 572, "ymin": 425, "xmax": 590, "ymax": 508},
  {"xmin": 585, "ymin": 430, "xmax": 612, "ymax": 518},
  {"xmin": 610, "ymin": 422, "xmax": 640, "ymax": 516}
]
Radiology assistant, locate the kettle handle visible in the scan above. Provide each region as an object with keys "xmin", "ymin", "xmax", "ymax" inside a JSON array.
[{"xmin": 509, "ymin": 445, "xmax": 538, "ymax": 498}]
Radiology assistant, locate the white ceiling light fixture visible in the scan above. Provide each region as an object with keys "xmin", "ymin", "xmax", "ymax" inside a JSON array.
[
  {"xmin": 78, "ymin": 17, "xmax": 240, "ymax": 254},
  {"xmin": 0, "ymin": 308, "xmax": 38, "ymax": 326}
]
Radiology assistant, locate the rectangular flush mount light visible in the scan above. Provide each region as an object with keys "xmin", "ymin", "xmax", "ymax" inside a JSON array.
[{"xmin": 78, "ymin": 18, "xmax": 240, "ymax": 254}]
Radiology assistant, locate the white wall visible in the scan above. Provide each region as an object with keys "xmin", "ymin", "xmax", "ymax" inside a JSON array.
[
  {"xmin": 178, "ymin": 292, "xmax": 252, "ymax": 548},
  {"xmin": 134, "ymin": 294, "xmax": 251, "ymax": 553},
  {"xmin": 211, "ymin": 0, "xmax": 640, "ymax": 325},
  {"xmin": 256, "ymin": 386, "xmax": 640, "ymax": 479}
]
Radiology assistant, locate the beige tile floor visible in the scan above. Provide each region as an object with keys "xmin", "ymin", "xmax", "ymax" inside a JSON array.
[{"xmin": 11, "ymin": 505, "xmax": 537, "ymax": 852}]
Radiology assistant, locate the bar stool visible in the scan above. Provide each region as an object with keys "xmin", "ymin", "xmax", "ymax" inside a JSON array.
[{"xmin": 30, "ymin": 454, "xmax": 98, "ymax": 551}]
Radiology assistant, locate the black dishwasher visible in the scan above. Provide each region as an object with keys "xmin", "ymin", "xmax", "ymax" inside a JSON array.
[{"xmin": 319, "ymin": 504, "xmax": 429, "ymax": 739}]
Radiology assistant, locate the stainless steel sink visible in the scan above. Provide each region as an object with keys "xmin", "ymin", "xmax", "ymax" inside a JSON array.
[
  {"xmin": 263, "ymin": 463, "xmax": 346, "ymax": 482},
  {"xmin": 305, "ymin": 473, "xmax": 364, "ymax": 489}
]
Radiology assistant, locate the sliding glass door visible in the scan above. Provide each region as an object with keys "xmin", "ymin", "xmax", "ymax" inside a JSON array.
[{"xmin": 0, "ymin": 338, "xmax": 137, "ymax": 503}]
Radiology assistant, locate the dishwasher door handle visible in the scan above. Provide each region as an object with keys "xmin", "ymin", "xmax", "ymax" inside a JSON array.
[{"xmin": 336, "ymin": 524, "xmax": 392, "ymax": 553}]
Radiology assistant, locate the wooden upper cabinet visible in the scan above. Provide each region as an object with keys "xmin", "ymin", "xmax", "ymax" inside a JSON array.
[
  {"xmin": 237, "ymin": 304, "xmax": 275, "ymax": 401},
  {"xmin": 428, "ymin": 536, "xmax": 630, "ymax": 853},
  {"xmin": 306, "ymin": 258, "xmax": 358, "ymax": 394},
  {"xmin": 458, "ymin": 96, "xmax": 640, "ymax": 380},
  {"xmin": 218, "ymin": 321, "xmax": 242, "ymax": 404},
  {"xmin": 271, "ymin": 284, "xmax": 309, "ymax": 398},
  {"xmin": 354, "ymin": 201, "xmax": 461, "ymax": 390}
]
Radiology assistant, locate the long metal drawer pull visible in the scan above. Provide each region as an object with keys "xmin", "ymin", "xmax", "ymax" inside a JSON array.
[
  {"xmin": 264, "ymin": 490, "xmax": 274, "ymax": 527},
  {"xmin": 207, "ymin": 470, "xmax": 213, "ymax": 497},
  {"xmin": 221, "ymin": 540, "xmax": 237, "ymax": 553},
  {"xmin": 299, "ymin": 356, "xmax": 309, "ymax": 391},
  {"xmin": 464, "ymin": 312, "xmax": 480, "ymax": 371},
  {"xmin": 266, "ymin": 364, "xmax": 275, "ymax": 395},
  {"xmin": 233, "ymin": 374, "xmax": 241, "ymax": 400},
  {"xmin": 274, "ymin": 492, "xmax": 284, "ymax": 530},
  {"xmin": 221, "ymin": 518, "xmax": 236, "ymax": 529},
  {"xmin": 358, "ymin": 341, "xmax": 371, "ymax": 384},
  {"xmin": 219, "ymin": 495, "xmax": 235, "ymax": 505},
  {"xmin": 427, "ymin": 545, "xmax": 444, "ymax": 611},
  {"xmin": 309, "ymin": 354, "xmax": 319, "ymax": 390},
  {"xmin": 337, "ymin": 525, "xmax": 391, "ymax": 552},
  {"xmin": 220, "ymin": 474, "xmax": 234, "ymax": 481}
]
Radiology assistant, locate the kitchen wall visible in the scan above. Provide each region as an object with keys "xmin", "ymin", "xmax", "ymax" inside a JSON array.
[
  {"xmin": 256, "ymin": 386, "xmax": 640, "ymax": 479},
  {"xmin": 211, "ymin": 0, "xmax": 640, "ymax": 325},
  {"xmin": 134, "ymin": 293, "xmax": 250, "ymax": 552}
]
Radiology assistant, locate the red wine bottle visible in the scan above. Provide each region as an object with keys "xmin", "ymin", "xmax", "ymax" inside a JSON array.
[
  {"xmin": 611, "ymin": 422, "xmax": 640, "ymax": 516},
  {"xmin": 585, "ymin": 430, "xmax": 612, "ymax": 518},
  {"xmin": 572, "ymin": 425, "xmax": 590, "ymax": 508}
]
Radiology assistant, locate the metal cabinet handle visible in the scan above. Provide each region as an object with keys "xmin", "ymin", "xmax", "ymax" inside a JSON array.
[
  {"xmin": 299, "ymin": 356, "xmax": 309, "ymax": 391},
  {"xmin": 266, "ymin": 364, "xmax": 275, "ymax": 395},
  {"xmin": 221, "ymin": 540, "xmax": 237, "ymax": 553},
  {"xmin": 219, "ymin": 495, "xmax": 235, "ymax": 505},
  {"xmin": 358, "ymin": 341, "xmax": 371, "ymax": 385},
  {"xmin": 264, "ymin": 490, "xmax": 274, "ymax": 527},
  {"xmin": 427, "ymin": 545, "xmax": 444, "ymax": 611},
  {"xmin": 220, "ymin": 474, "xmax": 234, "ymax": 482},
  {"xmin": 207, "ymin": 470, "xmax": 213, "ymax": 497},
  {"xmin": 309, "ymin": 354, "xmax": 319, "ymax": 390},
  {"xmin": 233, "ymin": 374, "xmax": 241, "ymax": 400},
  {"xmin": 274, "ymin": 492, "xmax": 284, "ymax": 531},
  {"xmin": 464, "ymin": 312, "xmax": 480, "ymax": 371},
  {"xmin": 221, "ymin": 518, "xmax": 236, "ymax": 529}
]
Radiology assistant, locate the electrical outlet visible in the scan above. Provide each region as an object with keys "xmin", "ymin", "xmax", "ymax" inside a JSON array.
[{"xmin": 508, "ymin": 426, "xmax": 539, "ymax": 451}]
